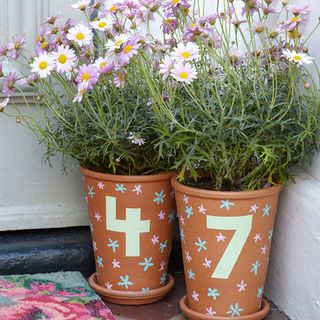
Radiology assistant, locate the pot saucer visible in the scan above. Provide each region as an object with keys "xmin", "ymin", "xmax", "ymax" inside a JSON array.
[
  {"xmin": 88, "ymin": 273, "xmax": 174, "ymax": 305},
  {"xmin": 179, "ymin": 295, "xmax": 270, "ymax": 320}
]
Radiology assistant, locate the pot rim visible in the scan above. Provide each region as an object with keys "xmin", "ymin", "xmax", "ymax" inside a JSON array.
[
  {"xmin": 171, "ymin": 176, "xmax": 283, "ymax": 200},
  {"xmin": 80, "ymin": 166, "xmax": 175, "ymax": 182}
]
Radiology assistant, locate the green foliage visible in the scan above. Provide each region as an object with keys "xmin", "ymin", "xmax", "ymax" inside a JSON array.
[{"xmin": 13, "ymin": 62, "xmax": 167, "ymax": 175}]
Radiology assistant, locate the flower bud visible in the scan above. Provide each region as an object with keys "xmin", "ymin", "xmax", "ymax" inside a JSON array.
[
  {"xmin": 304, "ymin": 82, "xmax": 312, "ymax": 89},
  {"xmin": 269, "ymin": 31, "xmax": 279, "ymax": 39},
  {"xmin": 302, "ymin": 46, "xmax": 309, "ymax": 53},
  {"xmin": 16, "ymin": 116, "xmax": 21, "ymax": 123},
  {"xmin": 265, "ymin": 0, "xmax": 273, "ymax": 4},
  {"xmin": 282, "ymin": 0, "xmax": 288, "ymax": 6}
]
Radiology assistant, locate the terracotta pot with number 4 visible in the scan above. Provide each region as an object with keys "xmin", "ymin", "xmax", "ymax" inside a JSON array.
[
  {"xmin": 80, "ymin": 167, "xmax": 175, "ymax": 305},
  {"xmin": 172, "ymin": 176, "xmax": 282, "ymax": 320}
]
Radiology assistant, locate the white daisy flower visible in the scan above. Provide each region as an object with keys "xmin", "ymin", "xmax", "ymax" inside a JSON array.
[
  {"xmin": 30, "ymin": 53, "xmax": 55, "ymax": 79},
  {"xmin": 90, "ymin": 17, "xmax": 113, "ymax": 31},
  {"xmin": 171, "ymin": 42, "xmax": 200, "ymax": 62},
  {"xmin": 159, "ymin": 56, "xmax": 174, "ymax": 80},
  {"xmin": 71, "ymin": 0, "xmax": 90, "ymax": 10},
  {"xmin": 105, "ymin": 0, "xmax": 119, "ymax": 13},
  {"xmin": 282, "ymin": 49, "xmax": 314, "ymax": 66},
  {"xmin": 171, "ymin": 62, "xmax": 198, "ymax": 84},
  {"xmin": 52, "ymin": 45, "xmax": 77, "ymax": 76},
  {"xmin": 105, "ymin": 34, "xmax": 130, "ymax": 52},
  {"xmin": 67, "ymin": 23, "xmax": 93, "ymax": 47}
]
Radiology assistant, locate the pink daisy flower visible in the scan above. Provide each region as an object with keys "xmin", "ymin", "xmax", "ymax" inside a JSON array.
[
  {"xmin": 118, "ymin": 39, "xmax": 140, "ymax": 66},
  {"xmin": 75, "ymin": 64, "xmax": 99, "ymax": 90},
  {"xmin": 287, "ymin": 4, "xmax": 310, "ymax": 16},
  {"xmin": 2, "ymin": 72, "xmax": 19, "ymax": 96},
  {"xmin": 7, "ymin": 34, "xmax": 26, "ymax": 61}
]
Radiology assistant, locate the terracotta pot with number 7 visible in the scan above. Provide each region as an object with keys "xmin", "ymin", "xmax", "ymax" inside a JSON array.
[
  {"xmin": 80, "ymin": 167, "xmax": 176, "ymax": 305},
  {"xmin": 172, "ymin": 176, "xmax": 282, "ymax": 320}
]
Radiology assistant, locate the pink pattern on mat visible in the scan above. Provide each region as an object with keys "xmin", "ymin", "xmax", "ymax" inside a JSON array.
[{"xmin": 0, "ymin": 276, "xmax": 116, "ymax": 320}]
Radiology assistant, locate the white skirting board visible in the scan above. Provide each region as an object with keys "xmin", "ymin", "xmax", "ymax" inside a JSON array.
[{"xmin": 0, "ymin": 203, "xmax": 89, "ymax": 231}]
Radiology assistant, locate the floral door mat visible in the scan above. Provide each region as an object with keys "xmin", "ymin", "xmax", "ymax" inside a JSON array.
[{"xmin": 0, "ymin": 271, "xmax": 116, "ymax": 320}]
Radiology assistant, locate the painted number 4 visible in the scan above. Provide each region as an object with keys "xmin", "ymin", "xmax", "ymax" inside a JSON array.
[
  {"xmin": 206, "ymin": 215, "xmax": 253, "ymax": 279},
  {"xmin": 106, "ymin": 196, "xmax": 150, "ymax": 257}
]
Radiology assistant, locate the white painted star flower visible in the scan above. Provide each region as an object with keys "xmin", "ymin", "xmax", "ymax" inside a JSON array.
[
  {"xmin": 250, "ymin": 204, "xmax": 259, "ymax": 213},
  {"xmin": 192, "ymin": 291, "xmax": 199, "ymax": 301},
  {"xmin": 282, "ymin": 49, "xmax": 314, "ymax": 66},
  {"xmin": 105, "ymin": 281, "xmax": 113, "ymax": 290},
  {"xmin": 180, "ymin": 216, "xmax": 185, "ymax": 226},
  {"xmin": 171, "ymin": 62, "xmax": 198, "ymax": 84},
  {"xmin": 185, "ymin": 251, "xmax": 192, "ymax": 262},
  {"xmin": 198, "ymin": 204, "xmax": 207, "ymax": 214},
  {"xmin": 106, "ymin": 34, "xmax": 130, "ymax": 52},
  {"xmin": 216, "ymin": 232, "xmax": 226, "ymax": 242},
  {"xmin": 67, "ymin": 23, "xmax": 93, "ymax": 47},
  {"xmin": 171, "ymin": 42, "xmax": 200, "ymax": 62},
  {"xmin": 203, "ymin": 257, "xmax": 212, "ymax": 268},
  {"xmin": 253, "ymin": 233, "xmax": 261, "ymax": 243},
  {"xmin": 90, "ymin": 17, "xmax": 113, "ymax": 31},
  {"xmin": 132, "ymin": 184, "xmax": 142, "ymax": 195},
  {"xmin": 151, "ymin": 235, "xmax": 160, "ymax": 245},
  {"xmin": 71, "ymin": 0, "xmax": 90, "ymax": 10},
  {"xmin": 94, "ymin": 211, "xmax": 102, "ymax": 222},
  {"xmin": 159, "ymin": 260, "xmax": 166, "ymax": 271},
  {"xmin": 52, "ymin": 45, "xmax": 77, "ymax": 76},
  {"xmin": 206, "ymin": 307, "xmax": 216, "ymax": 316},
  {"xmin": 87, "ymin": 185, "xmax": 95, "ymax": 199},
  {"xmin": 97, "ymin": 181, "xmax": 105, "ymax": 189},
  {"xmin": 30, "ymin": 52, "xmax": 55, "ymax": 79},
  {"xmin": 112, "ymin": 258, "xmax": 120, "ymax": 268},
  {"xmin": 236, "ymin": 280, "xmax": 247, "ymax": 292},
  {"xmin": 92, "ymin": 241, "xmax": 97, "ymax": 251},
  {"xmin": 158, "ymin": 210, "xmax": 166, "ymax": 220}
]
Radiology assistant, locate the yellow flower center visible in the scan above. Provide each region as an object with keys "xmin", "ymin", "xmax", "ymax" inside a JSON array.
[
  {"xmin": 182, "ymin": 51, "xmax": 191, "ymax": 59},
  {"xmin": 172, "ymin": 0, "xmax": 180, "ymax": 4},
  {"xmin": 165, "ymin": 18, "xmax": 173, "ymax": 24},
  {"xmin": 124, "ymin": 45, "xmax": 133, "ymax": 54},
  {"xmin": 39, "ymin": 61, "xmax": 48, "ymax": 70},
  {"xmin": 109, "ymin": 5, "xmax": 117, "ymax": 12},
  {"xmin": 99, "ymin": 61, "xmax": 107, "ymax": 69},
  {"xmin": 76, "ymin": 33, "xmax": 84, "ymax": 40},
  {"xmin": 81, "ymin": 72, "xmax": 91, "ymax": 81},
  {"xmin": 118, "ymin": 73, "xmax": 125, "ymax": 82},
  {"xmin": 191, "ymin": 23, "xmax": 197, "ymax": 28},
  {"xmin": 98, "ymin": 21, "xmax": 107, "ymax": 28},
  {"xmin": 180, "ymin": 72, "xmax": 189, "ymax": 79},
  {"xmin": 293, "ymin": 55, "xmax": 302, "ymax": 61},
  {"xmin": 58, "ymin": 54, "xmax": 67, "ymax": 64},
  {"xmin": 291, "ymin": 17, "xmax": 300, "ymax": 22}
]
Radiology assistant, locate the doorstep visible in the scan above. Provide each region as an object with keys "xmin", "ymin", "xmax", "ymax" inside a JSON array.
[{"xmin": 108, "ymin": 273, "xmax": 290, "ymax": 320}]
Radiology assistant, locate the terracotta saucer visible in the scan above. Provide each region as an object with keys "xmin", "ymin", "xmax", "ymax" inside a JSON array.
[
  {"xmin": 88, "ymin": 273, "xmax": 175, "ymax": 305},
  {"xmin": 179, "ymin": 295, "xmax": 270, "ymax": 320}
]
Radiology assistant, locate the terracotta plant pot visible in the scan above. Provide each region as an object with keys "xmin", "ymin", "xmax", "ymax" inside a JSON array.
[
  {"xmin": 172, "ymin": 176, "xmax": 282, "ymax": 320},
  {"xmin": 80, "ymin": 167, "xmax": 176, "ymax": 305}
]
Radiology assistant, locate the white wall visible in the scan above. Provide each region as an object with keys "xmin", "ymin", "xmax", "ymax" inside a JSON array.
[
  {"xmin": 264, "ymin": 1, "xmax": 320, "ymax": 319},
  {"xmin": 0, "ymin": 0, "xmax": 88, "ymax": 230}
]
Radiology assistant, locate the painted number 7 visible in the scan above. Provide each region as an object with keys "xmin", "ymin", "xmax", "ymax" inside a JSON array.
[{"xmin": 206, "ymin": 215, "xmax": 253, "ymax": 279}]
